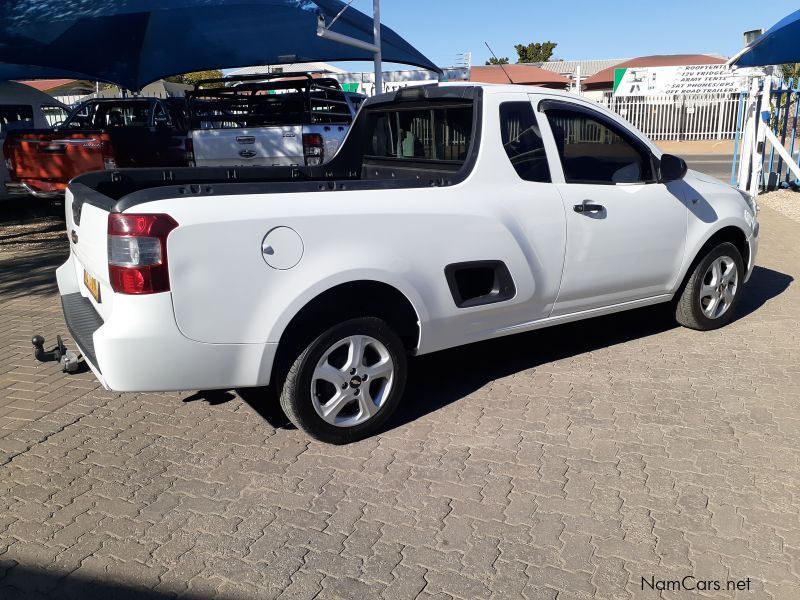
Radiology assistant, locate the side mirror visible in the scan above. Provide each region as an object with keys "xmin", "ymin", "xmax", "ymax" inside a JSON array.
[{"xmin": 659, "ymin": 153, "xmax": 687, "ymax": 182}]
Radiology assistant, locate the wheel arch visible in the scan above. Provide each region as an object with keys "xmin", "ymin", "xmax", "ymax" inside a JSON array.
[
  {"xmin": 675, "ymin": 224, "xmax": 750, "ymax": 295},
  {"xmin": 269, "ymin": 279, "xmax": 423, "ymax": 387}
]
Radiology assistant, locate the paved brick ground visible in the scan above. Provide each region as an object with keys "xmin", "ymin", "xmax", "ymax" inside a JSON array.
[{"xmin": 0, "ymin": 206, "xmax": 798, "ymax": 599}]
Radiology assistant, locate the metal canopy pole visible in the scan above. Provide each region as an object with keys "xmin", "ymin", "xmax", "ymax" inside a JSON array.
[
  {"xmin": 316, "ymin": 0, "xmax": 383, "ymax": 95},
  {"xmin": 373, "ymin": 0, "xmax": 382, "ymax": 95}
]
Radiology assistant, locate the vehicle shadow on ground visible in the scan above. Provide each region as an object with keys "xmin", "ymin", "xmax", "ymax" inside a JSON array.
[
  {"xmin": 0, "ymin": 249, "xmax": 68, "ymax": 301},
  {"xmin": 391, "ymin": 265, "xmax": 791, "ymax": 431},
  {"xmin": 202, "ymin": 265, "xmax": 794, "ymax": 433},
  {"xmin": 734, "ymin": 265, "xmax": 793, "ymax": 318},
  {"xmin": 392, "ymin": 304, "xmax": 677, "ymax": 431},
  {"xmin": 0, "ymin": 200, "xmax": 68, "ymax": 301},
  {"xmin": 0, "ymin": 564, "xmax": 208, "ymax": 600}
]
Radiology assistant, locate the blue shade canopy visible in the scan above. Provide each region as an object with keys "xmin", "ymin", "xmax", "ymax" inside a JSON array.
[
  {"xmin": 0, "ymin": 0, "xmax": 439, "ymax": 90},
  {"xmin": 729, "ymin": 9, "xmax": 800, "ymax": 67}
]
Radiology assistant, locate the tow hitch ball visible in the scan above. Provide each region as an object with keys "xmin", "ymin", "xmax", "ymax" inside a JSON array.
[{"xmin": 31, "ymin": 335, "xmax": 81, "ymax": 373}]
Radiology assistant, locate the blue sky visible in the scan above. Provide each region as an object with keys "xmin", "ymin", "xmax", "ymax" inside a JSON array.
[{"xmin": 343, "ymin": 0, "xmax": 798, "ymax": 68}]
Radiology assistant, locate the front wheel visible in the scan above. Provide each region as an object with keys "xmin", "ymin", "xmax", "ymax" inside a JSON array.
[
  {"xmin": 278, "ymin": 317, "xmax": 408, "ymax": 444},
  {"xmin": 675, "ymin": 242, "xmax": 744, "ymax": 330}
]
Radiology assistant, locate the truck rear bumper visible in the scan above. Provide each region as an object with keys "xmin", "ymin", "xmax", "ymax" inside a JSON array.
[
  {"xmin": 56, "ymin": 254, "xmax": 277, "ymax": 392},
  {"xmin": 5, "ymin": 182, "xmax": 65, "ymax": 199}
]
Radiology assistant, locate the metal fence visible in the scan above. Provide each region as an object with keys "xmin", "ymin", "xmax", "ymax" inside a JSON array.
[
  {"xmin": 599, "ymin": 92, "xmax": 743, "ymax": 141},
  {"xmin": 729, "ymin": 78, "xmax": 800, "ymax": 188},
  {"xmin": 763, "ymin": 78, "xmax": 800, "ymax": 187}
]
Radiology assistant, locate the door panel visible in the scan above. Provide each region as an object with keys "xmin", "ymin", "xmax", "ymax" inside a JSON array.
[
  {"xmin": 536, "ymin": 98, "xmax": 688, "ymax": 316},
  {"xmin": 552, "ymin": 182, "xmax": 687, "ymax": 315}
]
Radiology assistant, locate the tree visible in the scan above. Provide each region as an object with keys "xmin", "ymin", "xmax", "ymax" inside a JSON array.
[
  {"xmin": 780, "ymin": 63, "xmax": 800, "ymax": 83},
  {"xmin": 514, "ymin": 41, "xmax": 557, "ymax": 64},
  {"xmin": 165, "ymin": 69, "xmax": 225, "ymax": 87},
  {"xmin": 485, "ymin": 56, "xmax": 510, "ymax": 65}
]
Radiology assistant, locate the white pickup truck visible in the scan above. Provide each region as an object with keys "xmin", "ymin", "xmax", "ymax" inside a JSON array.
[
  {"xmin": 47, "ymin": 83, "xmax": 759, "ymax": 443},
  {"xmin": 186, "ymin": 73, "xmax": 365, "ymax": 168}
]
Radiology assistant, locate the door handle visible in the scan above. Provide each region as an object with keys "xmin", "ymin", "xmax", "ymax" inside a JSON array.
[{"xmin": 573, "ymin": 201, "xmax": 604, "ymax": 214}]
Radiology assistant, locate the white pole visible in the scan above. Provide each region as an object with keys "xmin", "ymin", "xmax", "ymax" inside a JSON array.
[
  {"xmin": 575, "ymin": 64, "xmax": 581, "ymax": 95},
  {"xmin": 737, "ymin": 78, "xmax": 759, "ymax": 191},
  {"xmin": 749, "ymin": 77, "xmax": 771, "ymax": 198},
  {"xmin": 373, "ymin": 0, "xmax": 382, "ymax": 95}
]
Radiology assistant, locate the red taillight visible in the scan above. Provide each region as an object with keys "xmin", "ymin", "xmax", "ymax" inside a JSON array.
[
  {"xmin": 100, "ymin": 134, "xmax": 116, "ymax": 170},
  {"xmin": 303, "ymin": 133, "xmax": 324, "ymax": 166},
  {"xmin": 185, "ymin": 138, "xmax": 195, "ymax": 166},
  {"xmin": 107, "ymin": 213, "xmax": 178, "ymax": 294}
]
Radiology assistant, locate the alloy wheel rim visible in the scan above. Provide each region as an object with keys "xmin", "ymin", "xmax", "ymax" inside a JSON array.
[
  {"xmin": 699, "ymin": 255, "xmax": 738, "ymax": 319},
  {"xmin": 311, "ymin": 335, "xmax": 394, "ymax": 427}
]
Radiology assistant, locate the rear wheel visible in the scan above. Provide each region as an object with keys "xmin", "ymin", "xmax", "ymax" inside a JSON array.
[
  {"xmin": 675, "ymin": 242, "xmax": 744, "ymax": 330},
  {"xmin": 278, "ymin": 317, "xmax": 407, "ymax": 444}
]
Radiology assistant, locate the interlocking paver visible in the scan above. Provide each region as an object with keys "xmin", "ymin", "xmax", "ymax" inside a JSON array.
[{"xmin": 1, "ymin": 205, "xmax": 799, "ymax": 599}]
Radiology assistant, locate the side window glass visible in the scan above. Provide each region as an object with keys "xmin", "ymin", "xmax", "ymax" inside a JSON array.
[
  {"xmin": 499, "ymin": 102, "xmax": 551, "ymax": 183},
  {"xmin": 545, "ymin": 107, "xmax": 652, "ymax": 184}
]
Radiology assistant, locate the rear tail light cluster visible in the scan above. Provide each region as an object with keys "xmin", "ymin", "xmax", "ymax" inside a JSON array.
[
  {"xmin": 185, "ymin": 138, "xmax": 195, "ymax": 166},
  {"xmin": 303, "ymin": 133, "xmax": 324, "ymax": 166},
  {"xmin": 100, "ymin": 134, "xmax": 117, "ymax": 170},
  {"xmin": 108, "ymin": 213, "xmax": 178, "ymax": 294}
]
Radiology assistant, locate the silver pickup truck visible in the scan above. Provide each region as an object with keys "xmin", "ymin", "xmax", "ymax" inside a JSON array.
[{"xmin": 186, "ymin": 73, "xmax": 365, "ymax": 168}]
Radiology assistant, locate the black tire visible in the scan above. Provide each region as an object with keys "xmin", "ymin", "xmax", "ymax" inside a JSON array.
[
  {"xmin": 675, "ymin": 242, "xmax": 744, "ymax": 330},
  {"xmin": 278, "ymin": 317, "xmax": 407, "ymax": 444}
]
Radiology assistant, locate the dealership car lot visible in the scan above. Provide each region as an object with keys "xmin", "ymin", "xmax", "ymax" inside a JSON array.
[{"xmin": 0, "ymin": 205, "xmax": 798, "ymax": 598}]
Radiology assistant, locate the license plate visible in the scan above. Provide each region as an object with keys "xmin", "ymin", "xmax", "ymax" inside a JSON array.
[{"xmin": 83, "ymin": 270, "xmax": 101, "ymax": 303}]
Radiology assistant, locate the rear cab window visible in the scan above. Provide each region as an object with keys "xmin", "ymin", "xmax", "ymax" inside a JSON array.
[
  {"xmin": 65, "ymin": 101, "xmax": 155, "ymax": 129},
  {"xmin": 41, "ymin": 105, "xmax": 69, "ymax": 127},
  {"xmin": 0, "ymin": 104, "xmax": 34, "ymax": 133},
  {"xmin": 364, "ymin": 103, "xmax": 474, "ymax": 166}
]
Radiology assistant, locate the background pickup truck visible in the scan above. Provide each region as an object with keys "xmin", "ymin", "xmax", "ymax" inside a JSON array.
[
  {"xmin": 53, "ymin": 84, "xmax": 758, "ymax": 443},
  {"xmin": 186, "ymin": 73, "xmax": 365, "ymax": 167},
  {"xmin": 4, "ymin": 97, "xmax": 191, "ymax": 199},
  {"xmin": 0, "ymin": 80, "xmax": 70, "ymax": 202}
]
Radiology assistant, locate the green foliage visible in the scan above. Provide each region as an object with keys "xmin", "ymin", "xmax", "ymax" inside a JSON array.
[
  {"xmin": 514, "ymin": 41, "xmax": 557, "ymax": 64},
  {"xmin": 485, "ymin": 56, "xmax": 510, "ymax": 65},
  {"xmin": 780, "ymin": 63, "xmax": 800, "ymax": 84},
  {"xmin": 165, "ymin": 70, "xmax": 225, "ymax": 87}
]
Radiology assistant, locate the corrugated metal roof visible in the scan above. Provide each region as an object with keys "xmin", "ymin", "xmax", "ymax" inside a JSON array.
[
  {"xmin": 531, "ymin": 59, "xmax": 630, "ymax": 78},
  {"xmin": 18, "ymin": 78, "xmax": 77, "ymax": 92},
  {"xmin": 470, "ymin": 65, "xmax": 571, "ymax": 86}
]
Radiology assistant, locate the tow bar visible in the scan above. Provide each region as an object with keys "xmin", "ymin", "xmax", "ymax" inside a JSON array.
[{"xmin": 31, "ymin": 335, "xmax": 81, "ymax": 373}]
